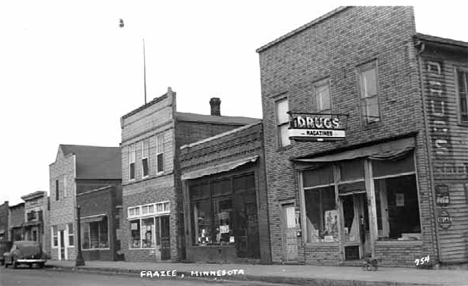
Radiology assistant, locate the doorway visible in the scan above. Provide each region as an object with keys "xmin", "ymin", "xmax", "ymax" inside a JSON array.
[
  {"xmin": 280, "ymin": 203, "xmax": 298, "ymax": 262},
  {"xmin": 59, "ymin": 230, "xmax": 66, "ymax": 260},
  {"xmin": 341, "ymin": 193, "xmax": 370, "ymax": 260}
]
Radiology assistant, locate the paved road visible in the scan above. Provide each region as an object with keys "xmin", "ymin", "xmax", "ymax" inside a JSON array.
[{"xmin": 0, "ymin": 266, "xmax": 288, "ymax": 286}]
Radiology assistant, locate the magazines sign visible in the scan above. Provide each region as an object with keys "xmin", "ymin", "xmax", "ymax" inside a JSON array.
[{"xmin": 288, "ymin": 112, "xmax": 347, "ymax": 142}]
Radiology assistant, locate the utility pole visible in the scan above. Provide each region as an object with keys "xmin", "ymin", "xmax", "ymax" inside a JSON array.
[{"xmin": 75, "ymin": 205, "xmax": 85, "ymax": 267}]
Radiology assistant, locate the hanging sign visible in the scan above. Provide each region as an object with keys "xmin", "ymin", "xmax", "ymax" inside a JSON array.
[
  {"xmin": 437, "ymin": 209, "xmax": 452, "ymax": 229},
  {"xmin": 288, "ymin": 112, "xmax": 347, "ymax": 142},
  {"xmin": 435, "ymin": 185, "xmax": 450, "ymax": 206}
]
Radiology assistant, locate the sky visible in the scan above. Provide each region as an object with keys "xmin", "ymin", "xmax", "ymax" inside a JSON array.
[{"xmin": 0, "ymin": 1, "xmax": 467, "ymax": 205}]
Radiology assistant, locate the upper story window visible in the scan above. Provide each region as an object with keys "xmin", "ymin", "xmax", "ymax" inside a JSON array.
[
  {"xmin": 456, "ymin": 69, "xmax": 468, "ymax": 124},
  {"xmin": 156, "ymin": 134, "xmax": 164, "ymax": 174},
  {"xmin": 275, "ymin": 97, "xmax": 291, "ymax": 147},
  {"xmin": 314, "ymin": 79, "xmax": 331, "ymax": 114},
  {"xmin": 129, "ymin": 144, "xmax": 136, "ymax": 180},
  {"xmin": 55, "ymin": 180, "xmax": 59, "ymax": 201},
  {"xmin": 141, "ymin": 139, "xmax": 149, "ymax": 178},
  {"xmin": 357, "ymin": 61, "xmax": 380, "ymax": 125}
]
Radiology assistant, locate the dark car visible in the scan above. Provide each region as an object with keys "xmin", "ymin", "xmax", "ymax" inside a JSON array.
[
  {"xmin": 3, "ymin": 240, "xmax": 50, "ymax": 269},
  {"xmin": 0, "ymin": 241, "xmax": 12, "ymax": 265}
]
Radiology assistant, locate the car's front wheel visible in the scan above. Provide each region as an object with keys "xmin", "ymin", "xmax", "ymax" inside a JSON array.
[
  {"xmin": 12, "ymin": 258, "xmax": 18, "ymax": 269},
  {"xmin": 4, "ymin": 261, "xmax": 8, "ymax": 268}
]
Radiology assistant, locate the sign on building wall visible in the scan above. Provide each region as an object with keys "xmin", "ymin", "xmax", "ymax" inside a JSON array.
[
  {"xmin": 288, "ymin": 112, "xmax": 347, "ymax": 142},
  {"xmin": 435, "ymin": 185, "xmax": 450, "ymax": 206},
  {"xmin": 437, "ymin": 209, "xmax": 452, "ymax": 230}
]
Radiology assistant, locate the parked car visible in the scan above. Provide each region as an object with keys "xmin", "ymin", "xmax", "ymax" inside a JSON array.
[
  {"xmin": 0, "ymin": 241, "xmax": 12, "ymax": 265},
  {"xmin": 3, "ymin": 240, "xmax": 50, "ymax": 269}
]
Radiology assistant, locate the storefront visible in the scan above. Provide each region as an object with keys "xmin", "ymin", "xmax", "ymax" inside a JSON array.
[
  {"xmin": 294, "ymin": 136, "xmax": 424, "ymax": 263},
  {"xmin": 126, "ymin": 201, "xmax": 171, "ymax": 260}
]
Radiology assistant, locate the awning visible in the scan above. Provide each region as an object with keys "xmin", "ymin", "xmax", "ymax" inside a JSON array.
[
  {"xmin": 22, "ymin": 221, "xmax": 42, "ymax": 227},
  {"xmin": 338, "ymin": 181, "xmax": 366, "ymax": 196},
  {"xmin": 182, "ymin": 155, "xmax": 258, "ymax": 180},
  {"xmin": 81, "ymin": 214, "xmax": 106, "ymax": 223},
  {"xmin": 293, "ymin": 137, "xmax": 415, "ymax": 163}
]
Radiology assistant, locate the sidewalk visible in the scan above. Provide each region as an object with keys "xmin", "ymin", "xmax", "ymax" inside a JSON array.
[{"xmin": 45, "ymin": 260, "xmax": 468, "ymax": 286}]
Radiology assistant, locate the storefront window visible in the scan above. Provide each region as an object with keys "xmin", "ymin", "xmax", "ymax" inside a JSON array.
[
  {"xmin": 192, "ymin": 200, "xmax": 212, "ymax": 245},
  {"xmin": 82, "ymin": 217, "xmax": 109, "ymax": 249},
  {"xmin": 305, "ymin": 186, "xmax": 338, "ymax": 242},
  {"xmin": 373, "ymin": 153, "xmax": 421, "ymax": 241},
  {"xmin": 130, "ymin": 220, "xmax": 141, "ymax": 248},
  {"xmin": 189, "ymin": 173, "xmax": 259, "ymax": 258},
  {"xmin": 141, "ymin": 218, "xmax": 155, "ymax": 248}
]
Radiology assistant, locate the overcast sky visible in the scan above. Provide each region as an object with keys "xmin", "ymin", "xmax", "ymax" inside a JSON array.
[{"xmin": 1, "ymin": 1, "xmax": 467, "ymax": 205}]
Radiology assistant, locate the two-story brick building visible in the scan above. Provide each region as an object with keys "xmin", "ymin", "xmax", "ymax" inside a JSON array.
[
  {"xmin": 120, "ymin": 87, "xmax": 259, "ymax": 262},
  {"xmin": 21, "ymin": 191, "xmax": 50, "ymax": 254},
  {"xmin": 257, "ymin": 6, "xmax": 467, "ymax": 267},
  {"xmin": 180, "ymin": 121, "xmax": 272, "ymax": 264},
  {"xmin": 49, "ymin": 144, "xmax": 121, "ymax": 260}
]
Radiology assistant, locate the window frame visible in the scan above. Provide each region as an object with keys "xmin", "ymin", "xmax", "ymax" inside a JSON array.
[
  {"xmin": 129, "ymin": 144, "xmax": 136, "ymax": 181},
  {"xmin": 52, "ymin": 226, "xmax": 58, "ymax": 248},
  {"xmin": 314, "ymin": 78, "xmax": 332, "ymax": 114},
  {"xmin": 275, "ymin": 97, "xmax": 291, "ymax": 148},
  {"xmin": 141, "ymin": 139, "xmax": 149, "ymax": 178},
  {"xmin": 67, "ymin": 222, "xmax": 74, "ymax": 247},
  {"xmin": 156, "ymin": 133, "xmax": 164, "ymax": 174},
  {"xmin": 455, "ymin": 67, "xmax": 468, "ymax": 125},
  {"xmin": 357, "ymin": 60, "xmax": 381, "ymax": 126},
  {"xmin": 55, "ymin": 180, "xmax": 59, "ymax": 201}
]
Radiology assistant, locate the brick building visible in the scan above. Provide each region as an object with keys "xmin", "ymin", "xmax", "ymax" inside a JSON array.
[
  {"xmin": 21, "ymin": 191, "xmax": 50, "ymax": 254},
  {"xmin": 257, "ymin": 6, "xmax": 468, "ymax": 267},
  {"xmin": 180, "ymin": 121, "xmax": 272, "ymax": 264},
  {"xmin": 0, "ymin": 201, "xmax": 8, "ymax": 241},
  {"xmin": 8, "ymin": 203, "xmax": 24, "ymax": 242},
  {"xmin": 120, "ymin": 88, "xmax": 259, "ymax": 262},
  {"xmin": 76, "ymin": 185, "xmax": 122, "ymax": 261},
  {"xmin": 49, "ymin": 144, "xmax": 121, "ymax": 261}
]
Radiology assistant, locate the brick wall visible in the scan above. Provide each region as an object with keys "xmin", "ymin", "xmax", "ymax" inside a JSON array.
[
  {"xmin": 9, "ymin": 203, "xmax": 24, "ymax": 232},
  {"xmin": 258, "ymin": 6, "xmax": 436, "ymax": 265},
  {"xmin": 180, "ymin": 122, "xmax": 272, "ymax": 264},
  {"xmin": 77, "ymin": 186, "xmax": 118, "ymax": 261},
  {"xmin": 49, "ymin": 147, "xmax": 76, "ymax": 260}
]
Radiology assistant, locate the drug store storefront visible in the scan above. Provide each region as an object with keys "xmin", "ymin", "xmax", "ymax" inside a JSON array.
[{"xmin": 292, "ymin": 136, "xmax": 426, "ymax": 266}]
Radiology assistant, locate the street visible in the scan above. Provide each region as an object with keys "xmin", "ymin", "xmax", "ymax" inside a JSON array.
[{"xmin": 0, "ymin": 266, "xmax": 288, "ymax": 286}]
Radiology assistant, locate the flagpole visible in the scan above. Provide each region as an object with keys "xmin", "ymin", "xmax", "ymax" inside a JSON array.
[{"xmin": 143, "ymin": 38, "xmax": 147, "ymax": 105}]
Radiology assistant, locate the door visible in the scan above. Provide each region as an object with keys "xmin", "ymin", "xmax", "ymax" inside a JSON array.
[
  {"xmin": 159, "ymin": 216, "xmax": 171, "ymax": 260},
  {"xmin": 281, "ymin": 203, "xmax": 298, "ymax": 261},
  {"xmin": 342, "ymin": 193, "xmax": 369, "ymax": 260},
  {"xmin": 59, "ymin": 230, "xmax": 66, "ymax": 260}
]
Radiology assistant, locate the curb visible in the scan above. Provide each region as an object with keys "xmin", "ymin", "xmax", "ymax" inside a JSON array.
[{"xmin": 44, "ymin": 265, "xmax": 441, "ymax": 286}]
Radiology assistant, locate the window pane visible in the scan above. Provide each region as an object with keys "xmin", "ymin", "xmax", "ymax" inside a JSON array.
[
  {"xmin": 141, "ymin": 218, "xmax": 155, "ymax": 248},
  {"xmin": 458, "ymin": 71, "xmax": 466, "ymax": 92},
  {"xmin": 303, "ymin": 165, "xmax": 334, "ymax": 188},
  {"xmin": 360, "ymin": 67, "xmax": 377, "ymax": 98},
  {"xmin": 157, "ymin": 153, "xmax": 164, "ymax": 173},
  {"xmin": 130, "ymin": 163, "xmax": 135, "ymax": 179},
  {"xmin": 212, "ymin": 179, "xmax": 231, "ymax": 197},
  {"xmin": 374, "ymin": 175, "xmax": 421, "ymax": 240},
  {"xmin": 214, "ymin": 199, "xmax": 233, "ymax": 245},
  {"xmin": 305, "ymin": 187, "xmax": 338, "ymax": 242},
  {"xmin": 142, "ymin": 158, "xmax": 149, "ymax": 177},
  {"xmin": 100, "ymin": 217, "xmax": 108, "ymax": 248},
  {"xmin": 279, "ymin": 124, "xmax": 291, "ymax": 146},
  {"xmin": 340, "ymin": 159, "xmax": 364, "ymax": 182},
  {"xmin": 192, "ymin": 200, "xmax": 212, "ymax": 245},
  {"xmin": 372, "ymin": 152, "xmax": 414, "ymax": 178},
  {"xmin": 316, "ymin": 83, "xmax": 330, "ymax": 112},
  {"xmin": 130, "ymin": 220, "xmax": 141, "ymax": 248},
  {"xmin": 276, "ymin": 98, "xmax": 289, "ymax": 124}
]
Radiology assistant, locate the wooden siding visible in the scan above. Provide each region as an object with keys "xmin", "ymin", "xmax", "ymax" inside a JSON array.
[{"xmin": 421, "ymin": 51, "xmax": 468, "ymax": 263}]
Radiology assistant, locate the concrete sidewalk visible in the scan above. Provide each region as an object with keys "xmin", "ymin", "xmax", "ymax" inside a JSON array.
[{"xmin": 44, "ymin": 260, "xmax": 468, "ymax": 286}]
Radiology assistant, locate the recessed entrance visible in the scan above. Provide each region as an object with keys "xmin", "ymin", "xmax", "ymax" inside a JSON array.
[{"xmin": 341, "ymin": 193, "xmax": 369, "ymax": 260}]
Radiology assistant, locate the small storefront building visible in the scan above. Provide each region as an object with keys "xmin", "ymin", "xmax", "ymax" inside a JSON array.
[{"xmin": 180, "ymin": 122, "xmax": 271, "ymax": 264}]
